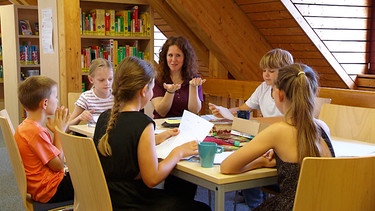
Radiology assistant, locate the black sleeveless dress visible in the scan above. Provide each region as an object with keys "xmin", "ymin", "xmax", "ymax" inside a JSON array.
[{"xmin": 253, "ymin": 128, "xmax": 335, "ymax": 211}]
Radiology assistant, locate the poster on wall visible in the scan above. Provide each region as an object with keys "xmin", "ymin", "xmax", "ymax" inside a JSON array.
[{"xmin": 41, "ymin": 8, "xmax": 54, "ymax": 54}]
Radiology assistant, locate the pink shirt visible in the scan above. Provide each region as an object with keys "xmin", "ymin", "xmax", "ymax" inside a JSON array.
[{"xmin": 14, "ymin": 118, "xmax": 64, "ymax": 203}]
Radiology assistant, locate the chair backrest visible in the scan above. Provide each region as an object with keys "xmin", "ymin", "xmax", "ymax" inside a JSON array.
[
  {"xmin": 202, "ymin": 78, "xmax": 262, "ymax": 117},
  {"xmin": 56, "ymin": 127, "xmax": 112, "ymax": 211},
  {"xmin": 314, "ymin": 97, "xmax": 331, "ymax": 118},
  {"xmin": 318, "ymin": 103, "xmax": 375, "ymax": 143},
  {"xmin": 68, "ymin": 92, "xmax": 81, "ymax": 113},
  {"xmin": 144, "ymin": 100, "xmax": 154, "ymax": 119},
  {"xmin": 0, "ymin": 109, "xmax": 15, "ymax": 135},
  {"xmin": 0, "ymin": 116, "xmax": 33, "ymax": 210},
  {"xmin": 293, "ymin": 156, "xmax": 375, "ymax": 211}
]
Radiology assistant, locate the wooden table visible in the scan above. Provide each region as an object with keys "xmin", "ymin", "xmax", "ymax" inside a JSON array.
[
  {"xmin": 69, "ymin": 124, "xmax": 95, "ymax": 138},
  {"xmin": 68, "ymin": 118, "xmax": 375, "ymax": 211},
  {"xmin": 173, "ymin": 161, "xmax": 277, "ymax": 211}
]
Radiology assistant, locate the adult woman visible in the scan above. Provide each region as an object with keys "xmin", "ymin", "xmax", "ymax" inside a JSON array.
[{"xmin": 151, "ymin": 36, "xmax": 205, "ymax": 118}]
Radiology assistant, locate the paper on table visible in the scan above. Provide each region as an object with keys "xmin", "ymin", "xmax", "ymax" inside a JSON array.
[
  {"xmin": 156, "ymin": 110, "xmax": 214, "ymax": 159},
  {"xmin": 216, "ymin": 106, "xmax": 234, "ymax": 120},
  {"xmin": 213, "ymin": 151, "xmax": 234, "ymax": 164},
  {"xmin": 332, "ymin": 140, "xmax": 375, "ymax": 157}
]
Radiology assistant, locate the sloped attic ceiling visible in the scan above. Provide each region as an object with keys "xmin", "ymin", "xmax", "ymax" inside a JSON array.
[{"xmin": 151, "ymin": 0, "xmax": 371, "ymax": 89}]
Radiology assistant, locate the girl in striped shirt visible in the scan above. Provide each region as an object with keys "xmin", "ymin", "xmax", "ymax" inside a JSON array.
[{"xmin": 68, "ymin": 58, "xmax": 114, "ymax": 126}]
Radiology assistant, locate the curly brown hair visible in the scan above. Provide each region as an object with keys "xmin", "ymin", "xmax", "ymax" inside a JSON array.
[{"xmin": 156, "ymin": 36, "xmax": 199, "ymax": 84}]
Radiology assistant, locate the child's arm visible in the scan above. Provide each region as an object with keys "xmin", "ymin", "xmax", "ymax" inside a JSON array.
[
  {"xmin": 46, "ymin": 106, "xmax": 70, "ymax": 171},
  {"xmin": 68, "ymin": 105, "xmax": 93, "ymax": 126},
  {"xmin": 155, "ymin": 128, "xmax": 179, "ymax": 145}
]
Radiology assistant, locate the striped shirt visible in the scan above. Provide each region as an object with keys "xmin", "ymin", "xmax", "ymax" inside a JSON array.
[{"xmin": 75, "ymin": 88, "xmax": 114, "ymax": 116}]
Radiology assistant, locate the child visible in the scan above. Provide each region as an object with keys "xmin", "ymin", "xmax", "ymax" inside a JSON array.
[
  {"xmin": 209, "ymin": 48, "xmax": 294, "ymax": 208},
  {"xmin": 209, "ymin": 48, "xmax": 294, "ymax": 118},
  {"xmin": 69, "ymin": 58, "xmax": 114, "ymax": 126},
  {"xmin": 14, "ymin": 76, "xmax": 74, "ymax": 203},
  {"xmin": 221, "ymin": 64, "xmax": 335, "ymax": 210},
  {"xmin": 93, "ymin": 57, "xmax": 211, "ymax": 210}
]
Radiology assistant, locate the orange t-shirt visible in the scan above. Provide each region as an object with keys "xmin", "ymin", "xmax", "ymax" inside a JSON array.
[{"xmin": 14, "ymin": 118, "xmax": 64, "ymax": 203}]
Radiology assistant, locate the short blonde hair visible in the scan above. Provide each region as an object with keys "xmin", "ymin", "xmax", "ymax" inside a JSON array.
[{"xmin": 259, "ymin": 48, "xmax": 294, "ymax": 70}]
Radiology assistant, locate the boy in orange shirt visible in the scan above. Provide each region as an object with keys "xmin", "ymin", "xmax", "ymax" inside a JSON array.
[{"xmin": 14, "ymin": 76, "xmax": 74, "ymax": 203}]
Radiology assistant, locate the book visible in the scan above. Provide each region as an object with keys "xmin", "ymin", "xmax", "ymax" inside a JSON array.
[
  {"xmin": 19, "ymin": 20, "xmax": 32, "ymax": 35},
  {"xmin": 105, "ymin": 10, "xmax": 116, "ymax": 36},
  {"xmin": 101, "ymin": 39, "xmax": 114, "ymax": 64},
  {"xmin": 90, "ymin": 9, "xmax": 105, "ymax": 35}
]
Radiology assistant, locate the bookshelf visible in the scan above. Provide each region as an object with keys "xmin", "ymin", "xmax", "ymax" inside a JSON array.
[
  {"xmin": 0, "ymin": 5, "xmax": 40, "ymax": 126},
  {"xmin": 79, "ymin": 0, "xmax": 154, "ymax": 91}
]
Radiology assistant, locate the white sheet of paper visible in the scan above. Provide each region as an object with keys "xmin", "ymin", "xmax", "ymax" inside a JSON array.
[
  {"xmin": 216, "ymin": 106, "xmax": 234, "ymax": 120},
  {"xmin": 156, "ymin": 110, "xmax": 214, "ymax": 159},
  {"xmin": 213, "ymin": 151, "xmax": 234, "ymax": 164},
  {"xmin": 332, "ymin": 140, "xmax": 375, "ymax": 157}
]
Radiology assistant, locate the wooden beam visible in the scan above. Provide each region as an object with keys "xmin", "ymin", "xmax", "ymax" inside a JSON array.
[
  {"xmin": 165, "ymin": 0, "xmax": 271, "ymax": 81},
  {"xmin": 57, "ymin": 0, "xmax": 82, "ymax": 106},
  {"xmin": 9, "ymin": 0, "xmax": 37, "ymax": 5},
  {"xmin": 208, "ymin": 53, "xmax": 228, "ymax": 78},
  {"xmin": 149, "ymin": 0, "xmax": 210, "ymax": 73}
]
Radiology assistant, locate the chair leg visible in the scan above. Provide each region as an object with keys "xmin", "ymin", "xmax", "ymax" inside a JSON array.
[
  {"xmin": 207, "ymin": 189, "xmax": 212, "ymax": 207},
  {"xmin": 233, "ymin": 190, "xmax": 238, "ymax": 211}
]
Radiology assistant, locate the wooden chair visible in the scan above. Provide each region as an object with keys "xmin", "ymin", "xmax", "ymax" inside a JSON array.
[
  {"xmin": 0, "ymin": 109, "xmax": 15, "ymax": 134},
  {"xmin": 293, "ymin": 156, "xmax": 375, "ymax": 211},
  {"xmin": 67, "ymin": 92, "xmax": 81, "ymax": 113},
  {"xmin": 202, "ymin": 78, "xmax": 262, "ymax": 117},
  {"xmin": 0, "ymin": 116, "xmax": 73, "ymax": 211},
  {"xmin": 318, "ymin": 104, "xmax": 375, "ymax": 143},
  {"xmin": 55, "ymin": 127, "xmax": 112, "ymax": 211},
  {"xmin": 314, "ymin": 97, "xmax": 331, "ymax": 118}
]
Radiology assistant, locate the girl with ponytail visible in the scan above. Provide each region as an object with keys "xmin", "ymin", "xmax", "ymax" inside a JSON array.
[{"xmin": 221, "ymin": 63, "xmax": 335, "ymax": 210}]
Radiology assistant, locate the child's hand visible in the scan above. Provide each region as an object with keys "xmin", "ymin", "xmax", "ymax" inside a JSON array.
[
  {"xmin": 163, "ymin": 83, "xmax": 181, "ymax": 93},
  {"xmin": 261, "ymin": 149, "xmax": 276, "ymax": 167},
  {"xmin": 78, "ymin": 110, "xmax": 94, "ymax": 122},
  {"xmin": 47, "ymin": 106, "xmax": 70, "ymax": 133},
  {"xmin": 174, "ymin": 140, "xmax": 199, "ymax": 158},
  {"xmin": 155, "ymin": 128, "xmax": 180, "ymax": 145},
  {"xmin": 208, "ymin": 103, "xmax": 224, "ymax": 118},
  {"xmin": 167, "ymin": 128, "xmax": 179, "ymax": 137}
]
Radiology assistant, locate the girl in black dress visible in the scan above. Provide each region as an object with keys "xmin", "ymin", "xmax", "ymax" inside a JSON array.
[{"xmin": 94, "ymin": 57, "xmax": 211, "ymax": 211}]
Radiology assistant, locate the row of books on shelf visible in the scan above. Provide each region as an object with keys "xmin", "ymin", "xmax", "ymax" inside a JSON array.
[
  {"xmin": 81, "ymin": 39, "xmax": 150, "ymax": 72},
  {"xmin": 81, "ymin": 6, "xmax": 151, "ymax": 37},
  {"xmin": 19, "ymin": 44, "xmax": 39, "ymax": 65}
]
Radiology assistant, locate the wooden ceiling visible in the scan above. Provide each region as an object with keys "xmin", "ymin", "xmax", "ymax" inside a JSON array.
[
  {"xmin": 2, "ymin": 0, "xmax": 371, "ymax": 89},
  {"xmin": 0, "ymin": 0, "xmax": 36, "ymax": 5},
  {"xmin": 152, "ymin": 0, "xmax": 372, "ymax": 89}
]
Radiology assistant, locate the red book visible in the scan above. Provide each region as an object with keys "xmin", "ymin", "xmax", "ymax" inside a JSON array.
[
  {"xmin": 105, "ymin": 12, "xmax": 110, "ymax": 35},
  {"xmin": 132, "ymin": 6, "xmax": 139, "ymax": 33}
]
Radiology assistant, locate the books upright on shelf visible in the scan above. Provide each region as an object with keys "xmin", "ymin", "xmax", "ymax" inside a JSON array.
[
  {"xmin": 131, "ymin": 6, "xmax": 139, "ymax": 34},
  {"xmin": 105, "ymin": 9, "xmax": 115, "ymax": 36},
  {"xmin": 101, "ymin": 39, "xmax": 114, "ymax": 64},
  {"xmin": 140, "ymin": 12, "xmax": 151, "ymax": 36},
  {"xmin": 90, "ymin": 9, "xmax": 105, "ymax": 35}
]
